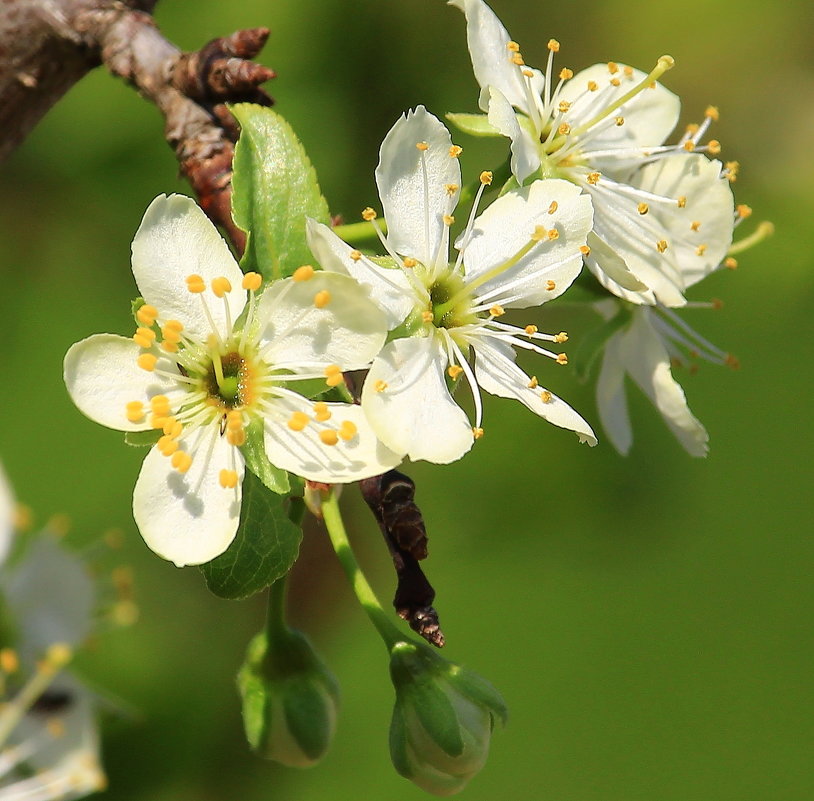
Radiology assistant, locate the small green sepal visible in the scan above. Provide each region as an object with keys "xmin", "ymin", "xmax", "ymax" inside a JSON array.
[{"xmin": 445, "ymin": 112, "xmax": 501, "ymax": 138}]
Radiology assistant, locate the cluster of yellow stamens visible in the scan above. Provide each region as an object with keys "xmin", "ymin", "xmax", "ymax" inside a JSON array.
[{"xmin": 284, "ymin": 402, "xmax": 358, "ymax": 448}]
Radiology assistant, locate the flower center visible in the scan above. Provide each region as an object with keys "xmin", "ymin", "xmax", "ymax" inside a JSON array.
[
  {"xmin": 204, "ymin": 350, "xmax": 256, "ymax": 410},
  {"xmin": 429, "ymin": 271, "xmax": 476, "ymax": 330}
]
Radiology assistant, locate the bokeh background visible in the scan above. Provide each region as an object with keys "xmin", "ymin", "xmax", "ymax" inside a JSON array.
[{"xmin": 1, "ymin": 0, "xmax": 812, "ymax": 798}]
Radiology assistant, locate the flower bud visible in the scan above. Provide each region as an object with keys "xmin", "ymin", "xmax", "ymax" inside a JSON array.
[
  {"xmin": 237, "ymin": 628, "xmax": 339, "ymax": 768},
  {"xmin": 388, "ymin": 640, "xmax": 507, "ymax": 796}
]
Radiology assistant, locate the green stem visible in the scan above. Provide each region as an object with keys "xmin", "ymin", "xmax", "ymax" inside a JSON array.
[
  {"xmin": 321, "ymin": 489, "xmax": 402, "ymax": 650},
  {"xmin": 332, "ymin": 219, "xmax": 388, "ymax": 245}
]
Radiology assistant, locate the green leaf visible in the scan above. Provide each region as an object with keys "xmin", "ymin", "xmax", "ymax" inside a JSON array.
[
  {"xmin": 572, "ymin": 309, "xmax": 630, "ymax": 382},
  {"xmin": 124, "ymin": 430, "xmax": 161, "ymax": 448},
  {"xmin": 240, "ymin": 419, "xmax": 289, "ymax": 494},
  {"xmin": 231, "ymin": 104, "xmax": 330, "ymax": 281},
  {"xmin": 445, "ymin": 112, "xmax": 501, "ymax": 138},
  {"xmin": 200, "ymin": 471, "xmax": 302, "ymax": 600}
]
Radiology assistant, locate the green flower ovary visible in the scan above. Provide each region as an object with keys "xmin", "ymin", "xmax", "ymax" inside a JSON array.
[{"xmin": 429, "ymin": 271, "xmax": 477, "ymax": 330}]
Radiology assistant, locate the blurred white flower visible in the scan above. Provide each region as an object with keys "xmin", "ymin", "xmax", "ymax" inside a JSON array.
[
  {"xmin": 65, "ymin": 195, "xmax": 401, "ymax": 567},
  {"xmin": 449, "ymin": 0, "xmax": 735, "ymax": 306},
  {"xmin": 308, "ymin": 107, "xmax": 596, "ymax": 464}
]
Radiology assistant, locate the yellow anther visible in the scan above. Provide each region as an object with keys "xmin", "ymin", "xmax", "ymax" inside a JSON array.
[
  {"xmin": 558, "ymin": 101, "xmax": 572, "ymax": 115},
  {"xmin": 319, "ymin": 429, "xmax": 339, "ymax": 446},
  {"xmin": 541, "ymin": 390, "xmax": 553, "ymax": 403},
  {"xmin": 125, "ymin": 401, "xmax": 145, "ymax": 423},
  {"xmin": 587, "ymin": 172, "xmax": 600, "ymax": 185},
  {"xmin": 712, "ymin": 298, "xmax": 724, "ymax": 310},
  {"xmin": 445, "ymin": 183, "xmax": 460, "ymax": 195},
  {"xmin": 555, "ymin": 353, "xmax": 568, "ymax": 365},
  {"xmin": 137, "ymin": 353, "xmax": 157, "ymax": 372},
  {"xmin": 559, "ymin": 68, "xmax": 573, "ymax": 80},
  {"xmin": 226, "ymin": 428, "xmax": 245, "ymax": 446},
  {"xmin": 287, "ymin": 411, "xmax": 309, "ymax": 431},
  {"xmin": 548, "ymin": 228, "xmax": 560, "ymax": 241},
  {"xmin": 707, "ymin": 140, "xmax": 721, "ymax": 155},
  {"xmin": 737, "ymin": 204, "xmax": 753, "ymax": 219},
  {"xmin": 161, "ymin": 341, "xmax": 179, "ymax": 354},
  {"xmin": 677, "ymin": 196, "xmax": 687, "ymax": 208},
  {"xmin": 291, "ymin": 264, "xmax": 315, "ymax": 282},
  {"xmin": 480, "ymin": 171, "xmax": 493, "ymax": 185},
  {"xmin": 558, "ymin": 122, "xmax": 571, "ymax": 136},
  {"xmin": 136, "ymin": 304, "xmax": 159, "ymax": 326},
  {"xmin": 587, "ymin": 80, "xmax": 598, "ymax": 91},
  {"xmin": 690, "ymin": 221, "xmax": 701, "ymax": 232},
  {"xmin": 546, "ymin": 280, "xmax": 557, "ymax": 291},
  {"xmin": 524, "ymin": 324, "xmax": 538, "ymax": 336},
  {"xmin": 579, "ymin": 245, "xmax": 591, "ymax": 255},
  {"xmin": 374, "ymin": 379, "xmax": 388, "ymax": 392},
  {"xmin": 361, "ymin": 207, "xmax": 377, "ymax": 221},
  {"xmin": 164, "ymin": 319, "xmax": 183, "ymax": 333},
  {"xmin": 696, "ymin": 244, "xmax": 708, "ymax": 256},
  {"xmin": 656, "ymin": 240, "xmax": 669, "ymax": 253},
  {"xmin": 473, "ymin": 427, "xmax": 484, "ymax": 440},
  {"xmin": 489, "ymin": 305, "xmax": 505, "ymax": 317},
  {"xmin": 724, "ymin": 257, "xmax": 738, "ymax": 270},
  {"xmin": 507, "ymin": 41, "xmax": 520, "ymax": 52},
  {"xmin": 157, "ymin": 435, "xmax": 179, "ymax": 456},
  {"xmin": 163, "ymin": 417, "xmax": 183, "ymax": 438},
  {"xmin": 421, "ymin": 310, "xmax": 434, "ymax": 323},
  {"xmin": 531, "ymin": 225, "xmax": 547, "ymax": 242},
  {"xmin": 686, "ymin": 123, "xmax": 700, "ymax": 135},
  {"xmin": 547, "ymin": 39, "xmax": 560, "ymax": 52},
  {"xmin": 624, "ymin": 65, "xmax": 634, "ymax": 78},
  {"xmin": 227, "ymin": 410, "xmax": 243, "ymax": 428},
  {"xmin": 522, "ymin": 69, "xmax": 534, "ymax": 78},
  {"xmin": 615, "ymin": 116, "xmax": 625, "ymax": 126},
  {"xmin": 610, "ymin": 78, "xmax": 621, "ymax": 87},
  {"xmin": 150, "ymin": 414, "xmax": 167, "ymax": 430},
  {"xmin": 416, "ymin": 141, "xmax": 429, "ymax": 151},
  {"xmin": 725, "ymin": 160, "xmax": 739, "ymax": 182},
  {"xmin": 554, "ymin": 331, "xmax": 569, "ymax": 343},
  {"xmin": 402, "ymin": 257, "xmax": 418, "ymax": 268},
  {"xmin": 725, "ymin": 353, "xmax": 740, "ymax": 370},
  {"xmin": 186, "ymin": 274, "xmax": 206, "ymax": 294},
  {"xmin": 314, "ymin": 290, "xmax": 331, "ymax": 308},
  {"xmin": 211, "ymin": 277, "xmax": 232, "ymax": 298},
  {"xmin": 705, "ymin": 105, "xmax": 720, "ymax": 121},
  {"xmin": 162, "ymin": 327, "xmax": 182, "ymax": 345},
  {"xmin": 449, "ymin": 145, "xmax": 463, "ymax": 158},
  {"xmin": 324, "ymin": 364, "xmax": 344, "ymax": 387},
  {"xmin": 683, "ymin": 141, "xmax": 696, "ymax": 152},
  {"xmin": 171, "ymin": 450, "xmax": 192, "ymax": 474},
  {"xmin": 527, "ymin": 376, "xmax": 539, "ymax": 389},
  {"xmin": 150, "ymin": 395, "xmax": 170, "ymax": 415},
  {"xmin": 313, "ymin": 402, "xmax": 332, "ymax": 422},
  {"xmin": 637, "ymin": 203, "xmax": 649, "ymax": 215},
  {"xmin": 548, "ymin": 201, "xmax": 558, "ymax": 214},
  {"xmin": 0, "ymin": 648, "xmax": 19, "ymax": 674},
  {"xmin": 338, "ymin": 420, "xmax": 358, "ymax": 441},
  {"xmin": 443, "ymin": 214, "xmax": 455, "ymax": 226},
  {"xmin": 133, "ymin": 327, "xmax": 156, "ymax": 349},
  {"xmin": 448, "ymin": 365, "xmax": 464, "ymax": 379},
  {"xmin": 242, "ymin": 272, "xmax": 262, "ymax": 291},
  {"xmin": 511, "ymin": 53, "xmax": 525, "ymax": 66},
  {"xmin": 607, "ymin": 61, "xmax": 619, "ymax": 74},
  {"xmin": 219, "ymin": 470, "xmax": 239, "ymax": 489}
]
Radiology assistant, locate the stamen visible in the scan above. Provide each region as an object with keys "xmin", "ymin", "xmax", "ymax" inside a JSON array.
[
  {"xmin": 638, "ymin": 203, "xmax": 649, "ymax": 215},
  {"xmin": 525, "ymin": 325, "xmax": 538, "ymax": 335},
  {"xmin": 556, "ymin": 353, "xmax": 568, "ymax": 365},
  {"xmin": 136, "ymin": 304, "xmax": 159, "ymax": 326},
  {"xmin": 724, "ymin": 257, "xmax": 738, "ymax": 269},
  {"xmin": 449, "ymin": 145, "xmax": 463, "ymax": 158},
  {"xmin": 548, "ymin": 201, "xmax": 558, "ymax": 214},
  {"xmin": 324, "ymin": 364, "xmax": 344, "ymax": 388},
  {"xmin": 541, "ymin": 390, "xmax": 553, "ymax": 403},
  {"xmin": 403, "ymin": 257, "xmax": 418, "ymax": 268},
  {"xmin": 313, "ymin": 402, "xmax": 332, "ymax": 422},
  {"xmin": 157, "ymin": 435, "xmax": 179, "ymax": 456},
  {"xmin": 186, "ymin": 274, "xmax": 206, "ymax": 294},
  {"xmin": 727, "ymin": 221, "xmax": 774, "ymax": 255},
  {"xmin": 546, "ymin": 280, "xmax": 556, "ymax": 291},
  {"xmin": 338, "ymin": 420, "xmax": 358, "ymax": 441},
  {"xmin": 287, "ymin": 411, "xmax": 309, "ymax": 431},
  {"xmin": 489, "ymin": 305, "xmax": 505, "ymax": 317},
  {"xmin": 219, "ymin": 469, "xmax": 239, "ymax": 489},
  {"xmin": 125, "ymin": 401, "xmax": 145, "ymax": 423},
  {"xmin": 133, "ymin": 327, "xmax": 156, "ymax": 348},
  {"xmin": 361, "ymin": 207, "xmax": 377, "ymax": 221},
  {"xmin": 554, "ymin": 332, "xmax": 568, "ymax": 343},
  {"xmin": 528, "ymin": 376, "xmax": 539, "ymax": 389},
  {"xmin": 416, "ymin": 141, "xmax": 429, "ymax": 151},
  {"xmin": 242, "ymin": 272, "xmax": 262, "ymax": 291},
  {"xmin": 473, "ymin": 427, "xmax": 484, "ymax": 439},
  {"xmin": 421, "ymin": 310, "xmax": 434, "ymax": 323},
  {"xmin": 737, "ymin": 204, "xmax": 752, "ymax": 219},
  {"xmin": 319, "ymin": 430, "xmax": 339, "ymax": 446},
  {"xmin": 656, "ymin": 240, "xmax": 669, "ymax": 253},
  {"xmin": 137, "ymin": 353, "xmax": 157, "ymax": 372},
  {"xmin": 374, "ymin": 380, "xmax": 388, "ymax": 392},
  {"xmin": 448, "ymin": 365, "xmax": 463, "ymax": 379},
  {"xmin": 293, "ymin": 265, "xmax": 315, "ymax": 282},
  {"xmin": 677, "ymin": 196, "xmax": 687, "ymax": 208},
  {"xmin": 350, "ymin": 250, "xmax": 362, "ymax": 262},
  {"xmin": 314, "ymin": 290, "xmax": 331, "ymax": 308},
  {"xmin": 211, "ymin": 277, "xmax": 232, "ymax": 298}
]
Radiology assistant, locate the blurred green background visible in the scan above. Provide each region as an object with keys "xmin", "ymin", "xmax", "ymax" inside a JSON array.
[{"xmin": 1, "ymin": 0, "xmax": 812, "ymax": 798}]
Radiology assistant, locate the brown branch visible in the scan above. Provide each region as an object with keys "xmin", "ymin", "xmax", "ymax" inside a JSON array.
[{"xmin": 0, "ymin": 0, "xmax": 274, "ymax": 251}]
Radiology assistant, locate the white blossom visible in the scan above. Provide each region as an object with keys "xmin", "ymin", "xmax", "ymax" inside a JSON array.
[
  {"xmin": 308, "ymin": 107, "xmax": 596, "ymax": 464},
  {"xmin": 65, "ymin": 195, "xmax": 400, "ymax": 567}
]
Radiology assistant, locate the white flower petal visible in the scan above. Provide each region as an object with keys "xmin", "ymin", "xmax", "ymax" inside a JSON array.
[
  {"xmin": 361, "ymin": 337, "xmax": 474, "ymax": 464},
  {"xmin": 0, "ymin": 461, "xmax": 13, "ymax": 566},
  {"xmin": 621, "ymin": 310, "xmax": 708, "ymax": 457},
  {"xmin": 64, "ymin": 334, "xmax": 182, "ymax": 432},
  {"xmin": 305, "ymin": 218, "xmax": 415, "ymax": 329},
  {"xmin": 257, "ymin": 272, "xmax": 388, "ymax": 369},
  {"xmin": 375, "ymin": 106, "xmax": 461, "ymax": 267},
  {"xmin": 473, "ymin": 338, "xmax": 597, "ymax": 445},
  {"xmin": 635, "ymin": 154, "xmax": 734, "ymax": 292},
  {"xmin": 264, "ymin": 403, "xmax": 402, "ymax": 483},
  {"xmin": 558, "ymin": 63, "xmax": 680, "ymax": 176},
  {"xmin": 596, "ymin": 330, "xmax": 633, "ymax": 455},
  {"xmin": 485, "ymin": 87, "xmax": 541, "ymax": 183},
  {"xmin": 131, "ymin": 194, "xmax": 246, "ymax": 342},
  {"xmin": 583, "ymin": 232, "xmax": 649, "ymax": 293},
  {"xmin": 4, "ymin": 537, "xmax": 95, "ymax": 662},
  {"xmin": 448, "ymin": 0, "xmax": 545, "ymax": 115},
  {"xmin": 133, "ymin": 433, "xmax": 244, "ymax": 566},
  {"xmin": 463, "ymin": 179, "xmax": 592, "ymax": 306}
]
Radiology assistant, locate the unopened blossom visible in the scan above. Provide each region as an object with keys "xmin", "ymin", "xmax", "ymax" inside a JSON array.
[
  {"xmin": 65, "ymin": 195, "xmax": 400, "ymax": 567},
  {"xmin": 449, "ymin": 0, "xmax": 735, "ymax": 306},
  {"xmin": 0, "ymin": 463, "xmax": 106, "ymax": 801},
  {"xmin": 308, "ymin": 106, "xmax": 596, "ymax": 464}
]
